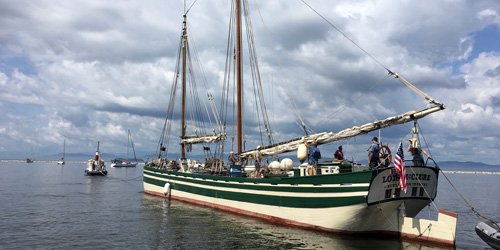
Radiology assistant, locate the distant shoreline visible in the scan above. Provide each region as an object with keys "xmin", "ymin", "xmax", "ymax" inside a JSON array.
[
  {"xmin": 0, "ymin": 159, "xmax": 145, "ymax": 165},
  {"xmin": 441, "ymin": 170, "xmax": 500, "ymax": 175}
]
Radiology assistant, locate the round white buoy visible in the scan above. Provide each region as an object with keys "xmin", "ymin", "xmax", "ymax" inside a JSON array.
[{"xmin": 163, "ymin": 183, "xmax": 171, "ymax": 196}]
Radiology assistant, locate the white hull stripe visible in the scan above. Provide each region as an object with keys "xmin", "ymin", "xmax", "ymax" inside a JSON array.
[
  {"xmin": 144, "ymin": 173, "xmax": 368, "ymax": 198},
  {"xmin": 143, "ymin": 170, "xmax": 370, "ymax": 188}
]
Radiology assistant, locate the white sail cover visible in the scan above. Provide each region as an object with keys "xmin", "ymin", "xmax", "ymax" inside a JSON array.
[
  {"xmin": 238, "ymin": 104, "xmax": 445, "ymax": 159},
  {"xmin": 181, "ymin": 134, "xmax": 226, "ymax": 144}
]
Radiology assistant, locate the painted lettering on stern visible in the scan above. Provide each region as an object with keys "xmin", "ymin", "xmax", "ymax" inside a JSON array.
[{"xmin": 381, "ymin": 173, "xmax": 432, "ymax": 189}]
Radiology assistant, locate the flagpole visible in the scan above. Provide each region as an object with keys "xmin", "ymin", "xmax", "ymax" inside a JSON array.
[{"xmin": 378, "ymin": 129, "xmax": 381, "ymax": 145}]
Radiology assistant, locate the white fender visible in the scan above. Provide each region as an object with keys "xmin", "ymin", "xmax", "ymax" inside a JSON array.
[
  {"xmin": 297, "ymin": 144, "xmax": 307, "ymax": 163},
  {"xmin": 280, "ymin": 158, "xmax": 294, "ymax": 171},
  {"xmin": 163, "ymin": 183, "xmax": 171, "ymax": 196},
  {"xmin": 269, "ymin": 161, "xmax": 280, "ymax": 170}
]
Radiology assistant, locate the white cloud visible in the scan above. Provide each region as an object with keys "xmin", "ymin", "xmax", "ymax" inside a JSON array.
[{"xmin": 0, "ymin": 0, "xmax": 500, "ymax": 164}]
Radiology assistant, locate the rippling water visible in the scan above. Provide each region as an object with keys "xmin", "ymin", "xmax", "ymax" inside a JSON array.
[{"xmin": 0, "ymin": 161, "xmax": 498, "ymax": 249}]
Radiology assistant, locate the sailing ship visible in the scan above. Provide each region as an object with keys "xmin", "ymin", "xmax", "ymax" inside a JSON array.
[
  {"xmin": 57, "ymin": 139, "xmax": 66, "ymax": 165},
  {"xmin": 111, "ymin": 129, "xmax": 138, "ymax": 167},
  {"xmin": 85, "ymin": 141, "xmax": 107, "ymax": 176},
  {"xmin": 143, "ymin": 1, "xmax": 457, "ymax": 246}
]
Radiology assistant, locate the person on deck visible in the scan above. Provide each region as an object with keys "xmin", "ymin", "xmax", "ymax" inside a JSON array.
[
  {"xmin": 408, "ymin": 138, "xmax": 431, "ymax": 166},
  {"xmin": 254, "ymin": 146, "xmax": 262, "ymax": 178},
  {"xmin": 334, "ymin": 145, "xmax": 344, "ymax": 161},
  {"xmin": 228, "ymin": 151, "xmax": 237, "ymax": 165},
  {"xmin": 305, "ymin": 141, "xmax": 321, "ymax": 175},
  {"xmin": 368, "ymin": 137, "xmax": 380, "ymax": 169}
]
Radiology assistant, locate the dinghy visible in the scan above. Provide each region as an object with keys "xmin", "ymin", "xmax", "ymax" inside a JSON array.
[{"xmin": 476, "ymin": 221, "xmax": 500, "ymax": 249}]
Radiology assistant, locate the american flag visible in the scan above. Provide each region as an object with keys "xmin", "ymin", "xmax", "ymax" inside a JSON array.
[{"xmin": 394, "ymin": 141, "xmax": 407, "ymax": 193}]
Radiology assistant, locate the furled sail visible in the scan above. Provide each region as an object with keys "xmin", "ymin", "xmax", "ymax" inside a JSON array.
[
  {"xmin": 181, "ymin": 134, "xmax": 226, "ymax": 144},
  {"xmin": 238, "ymin": 103, "xmax": 445, "ymax": 159}
]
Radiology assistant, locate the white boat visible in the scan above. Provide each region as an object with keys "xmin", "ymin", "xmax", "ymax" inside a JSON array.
[
  {"xmin": 57, "ymin": 139, "xmax": 66, "ymax": 165},
  {"xmin": 110, "ymin": 129, "xmax": 138, "ymax": 167},
  {"xmin": 143, "ymin": 1, "xmax": 457, "ymax": 247},
  {"xmin": 110, "ymin": 160, "xmax": 136, "ymax": 168},
  {"xmin": 85, "ymin": 141, "xmax": 107, "ymax": 176},
  {"xmin": 476, "ymin": 221, "xmax": 500, "ymax": 249}
]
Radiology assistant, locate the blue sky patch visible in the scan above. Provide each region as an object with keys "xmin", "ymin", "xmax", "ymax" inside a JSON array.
[{"xmin": 0, "ymin": 56, "xmax": 37, "ymax": 77}]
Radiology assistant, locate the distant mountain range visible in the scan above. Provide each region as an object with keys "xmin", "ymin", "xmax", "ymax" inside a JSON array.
[{"xmin": 435, "ymin": 161, "xmax": 500, "ymax": 171}]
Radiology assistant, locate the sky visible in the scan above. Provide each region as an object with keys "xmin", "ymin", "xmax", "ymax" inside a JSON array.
[{"xmin": 1, "ymin": 0, "xmax": 499, "ymax": 165}]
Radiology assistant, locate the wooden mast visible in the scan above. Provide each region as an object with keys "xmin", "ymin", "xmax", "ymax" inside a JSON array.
[
  {"xmin": 181, "ymin": 14, "xmax": 187, "ymax": 159},
  {"xmin": 236, "ymin": 0, "xmax": 243, "ymax": 154}
]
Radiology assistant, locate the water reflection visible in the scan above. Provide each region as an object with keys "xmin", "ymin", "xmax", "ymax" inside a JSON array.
[{"xmin": 141, "ymin": 195, "xmax": 451, "ymax": 249}]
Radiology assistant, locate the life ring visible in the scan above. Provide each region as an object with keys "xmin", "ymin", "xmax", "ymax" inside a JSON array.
[{"xmin": 378, "ymin": 144, "xmax": 392, "ymax": 168}]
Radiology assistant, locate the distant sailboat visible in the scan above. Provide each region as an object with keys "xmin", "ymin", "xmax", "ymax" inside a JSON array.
[
  {"xmin": 57, "ymin": 139, "xmax": 66, "ymax": 165},
  {"xmin": 110, "ymin": 130, "xmax": 138, "ymax": 167}
]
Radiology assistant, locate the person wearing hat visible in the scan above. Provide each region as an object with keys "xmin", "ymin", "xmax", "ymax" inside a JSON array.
[
  {"xmin": 407, "ymin": 138, "xmax": 431, "ymax": 166},
  {"xmin": 334, "ymin": 145, "xmax": 344, "ymax": 161},
  {"xmin": 253, "ymin": 146, "xmax": 262, "ymax": 178},
  {"xmin": 368, "ymin": 137, "xmax": 380, "ymax": 169},
  {"xmin": 228, "ymin": 151, "xmax": 237, "ymax": 165}
]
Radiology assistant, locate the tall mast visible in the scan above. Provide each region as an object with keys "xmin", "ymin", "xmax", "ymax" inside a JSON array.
[
  {"xmin": 181, "ymin": 14, "xmax": 187, "ymax": 159},
  {"xmin": 236, "ymin": 0, "xmax": 243, "ymax": 154},
  {"xmin": 127, "ymin": 129, "xmax": 130, "ymax": 161}
]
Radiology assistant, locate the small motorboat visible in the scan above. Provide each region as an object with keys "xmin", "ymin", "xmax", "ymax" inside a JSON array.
[
  {"xmin": 110, "ymin": 159, "xmax": 137, "ymax": 168},
  {"xmin": 476, "ymin": 221, "xmax": 500, "ymax": 250}
]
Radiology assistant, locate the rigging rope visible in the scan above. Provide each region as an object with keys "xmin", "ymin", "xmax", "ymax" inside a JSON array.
[
  {"xmin": 185, "ymin": 26, "xmax": 215, "ymax": 159},
  {"xmin": 253, "ymin": 0, "xmax": 309, "ymax": 135},
  {"xmin": 317, "ymin": 73, "xmax": 391, "ymax": 127},
  {"xmin": 220, "ymin": 1, "xmax": 237, "ymax": 154},
  {"xmin": 187, "ymin": 23, "xmax": 224, "ymax": 133},
  {"xmin": 155, "ymin": 27, "xmax": 184, "ymax": 159},
  {"xmin": 439, "ymin": 165, "xmax": 500, "ymax": 230},
  {"xmin": 244, "ymin": 0, "xmax": 274, "ymax": 146},
  {"xmin": 301, "ymin": 0, "xmax": 389, "ymax": 72},
  {"xmin": 184, "ymin": 0, "xmax": 198, "ymax": 15},
  {"xmin": 300, "ymin": 0, "xmax": 444, "ymax": 129},
  {"xmin": 389, "ymin": 72, "xmax": 439, "ymax": 104}
]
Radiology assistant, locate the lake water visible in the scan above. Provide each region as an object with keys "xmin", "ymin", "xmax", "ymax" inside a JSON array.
[{"xmin": 0, "ymin": 161, "xmax": 498, "ymax": 249}]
